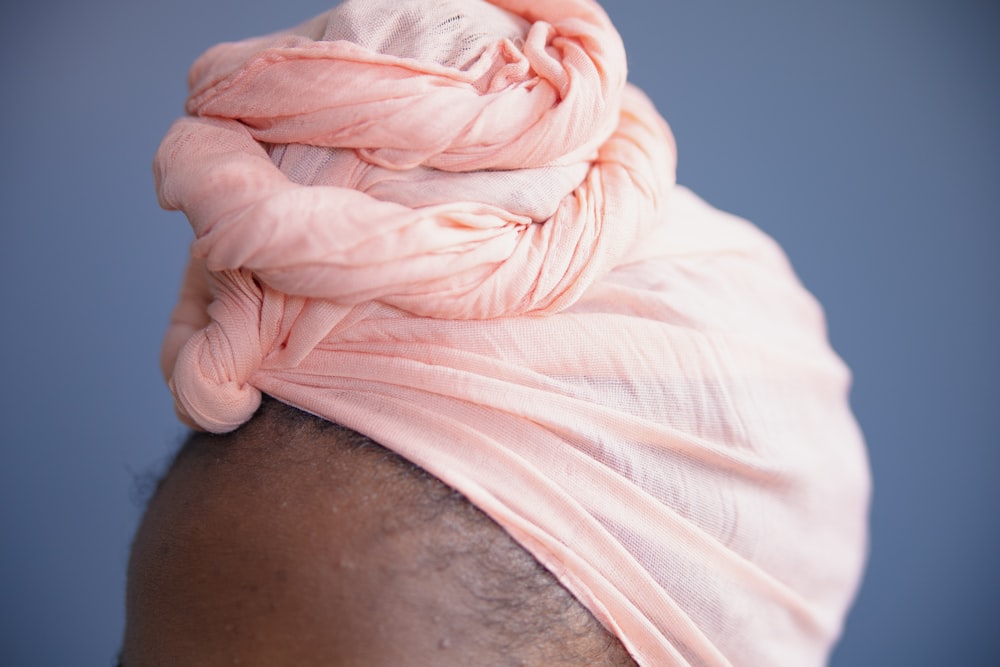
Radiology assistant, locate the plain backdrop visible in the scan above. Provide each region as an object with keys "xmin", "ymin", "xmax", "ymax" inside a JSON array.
[{"xmin": 1, "ymin": 1, "xmax": 997, "ymax": 665}]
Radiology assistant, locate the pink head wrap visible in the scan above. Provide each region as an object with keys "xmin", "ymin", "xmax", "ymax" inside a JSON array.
[{"xmin": 155, "ymin": 1, "xmax": 870, "ymax": 664}]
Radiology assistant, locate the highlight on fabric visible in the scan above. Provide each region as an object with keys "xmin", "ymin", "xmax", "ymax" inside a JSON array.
[{"xmin": 155, "ymin": 1, "xmax": 871, "ymax": 665}]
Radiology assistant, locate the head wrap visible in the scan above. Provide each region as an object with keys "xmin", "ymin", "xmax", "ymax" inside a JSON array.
[{"xmin": 154, "ymin": 1, "xmax": 870, "ymax": 664}]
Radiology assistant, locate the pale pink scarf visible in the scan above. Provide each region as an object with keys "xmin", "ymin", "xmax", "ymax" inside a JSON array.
[{"xmin": 156, "ymin": 1, "xmax": 870, "ymax": 664}]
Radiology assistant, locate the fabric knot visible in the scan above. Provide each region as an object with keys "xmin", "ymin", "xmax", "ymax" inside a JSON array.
[{"xmin": 167, "ymin": 267, "xmax": 269, "ymax": 432}]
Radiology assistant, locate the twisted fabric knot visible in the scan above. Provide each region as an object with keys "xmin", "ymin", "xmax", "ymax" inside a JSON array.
[
  {"xmin": 157, "ymin": 0, "xmax": 677, "ymax": 427},
  {"xmin": 165, "ymin": 268, "xmax": 267, "ymax": 432}
]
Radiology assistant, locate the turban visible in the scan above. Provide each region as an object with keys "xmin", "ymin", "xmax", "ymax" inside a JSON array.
[{"xmin": 155, "ymin": 0, "xmax": 870, "ymax": 664}]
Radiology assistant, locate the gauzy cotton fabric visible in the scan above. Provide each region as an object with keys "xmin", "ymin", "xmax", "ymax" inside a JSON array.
[{"xmin": 154, "ymin": 1, "xmax": 871, "ymax": 664}]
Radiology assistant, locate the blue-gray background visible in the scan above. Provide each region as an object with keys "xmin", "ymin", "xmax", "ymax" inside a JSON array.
[{"xmin": 1, "ymin": 1, "xmax": 996, "ymax": 664}]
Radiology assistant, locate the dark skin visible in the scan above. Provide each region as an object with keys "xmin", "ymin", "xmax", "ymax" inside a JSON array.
[{"xmin": 122, "ymin": 397, "xmax": 636, "ymax": 666}]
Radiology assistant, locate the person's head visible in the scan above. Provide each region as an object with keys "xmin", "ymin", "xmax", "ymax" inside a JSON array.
[
  {"xmin": 143, "ymin": 0, "xmax": 871, "ymax": 664},
  {"xmin": 123, "ymin": 396, "xmax": 636, "ymax": 666}
]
